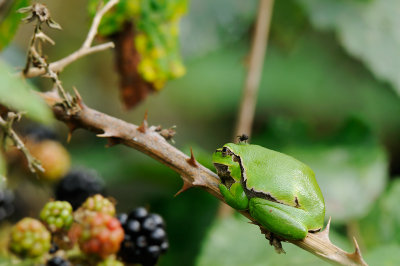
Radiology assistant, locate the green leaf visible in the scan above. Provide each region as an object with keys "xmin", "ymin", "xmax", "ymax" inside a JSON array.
[
  {"xmin": 297, "ymin": 0, "xmax": 400, "ymax": 96},
  {"xmin": 0, "ymin": 60, "xmax": 52, "ymax": 124},
  {"xmin": 0, "ymin": 0, "xmax": 30, "ymax": 50},
  {"xmin": 196, "ymin": 214, "xmax": 350, "ymax": 266}
]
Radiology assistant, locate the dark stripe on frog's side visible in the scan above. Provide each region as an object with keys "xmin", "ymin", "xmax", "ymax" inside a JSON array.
[
  {"xmin": 227, "ymin": 149, "xmax": 298, "ymax": 208},
  {"xmin": 214, "ymin": 163, "xmax": 236, "ymax": 189}
]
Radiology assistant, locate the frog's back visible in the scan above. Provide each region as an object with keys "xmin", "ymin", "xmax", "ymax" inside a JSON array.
[{"xmin": 225, "ymin": 143, "xmax": 324, "ymax": 212}]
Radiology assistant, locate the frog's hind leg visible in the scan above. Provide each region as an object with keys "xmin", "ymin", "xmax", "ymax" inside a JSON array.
[
  {"xmin": 249, "ymin": 198, "xmax": 308, "ymax": 240},
  {"xmin": 219, "ymin": 183, "xmax": 249, "ymax": 210}
]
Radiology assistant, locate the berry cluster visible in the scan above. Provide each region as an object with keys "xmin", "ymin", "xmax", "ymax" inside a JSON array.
[
  {"xmin": 118, "ymin": 207, "xmax": 169, "ymax": 265},
  {"xmin": 68, "ymin": 212, "xmax": 124, "ymax": 259},
  {"xmin": 55, "ymin": 169, "xmax": 105, "ymax": 209},
  {"xmin": 9, "ymin": 217, "xmax": 51, "ymax": 258},
  {"xmin": 80, "ymin": 194, "xmax": 115, "ymax": 216},
  {"xmin": 40, "ymin": 201, "xmax": 73, "ymax": 232},
  {"xmin": 8, "ymin": 191, "xmax": 168, "ymax": 265}
]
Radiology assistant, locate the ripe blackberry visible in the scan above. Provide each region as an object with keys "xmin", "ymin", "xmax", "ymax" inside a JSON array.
[
  {"xmin": 0, "ymin": 188, "xmax": 15, "ymax": 222},
  {"xmin": 68, "ymin": 212, "xmax": 124, "ymax": 259},
  {"xmin": 47, "ymin": 256, "xmax": 70, "ymax": 266},
  {"xmin": 9, "ymin": 218, "xmax": 51, "ymax": 258},
  {"xmin": 55, "ymin": 169, "xmax": 105, "ymax": 209},
  {"xmin": 80, "ymin": 194, "xmax": 115, "ymax": 216},
  {"xmin": 40, "ymin": 201, "xmax": 73, "ymax": 232},
  {"xmin": 118, "ymin": 208, "xmax": 169, "ymax": 266}
]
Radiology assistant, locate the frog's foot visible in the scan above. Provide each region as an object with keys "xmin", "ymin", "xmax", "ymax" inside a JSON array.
[
  {"xmin": 219, "ymin": 183, "xmax": 249, "ymax": 210},
  {"xmin": 255, "ymin": 223, "xmax": 285, "ymax": 254},
  {"xmin": 249, "ymin": 198, "xmax": 308, "ymax": 240}
]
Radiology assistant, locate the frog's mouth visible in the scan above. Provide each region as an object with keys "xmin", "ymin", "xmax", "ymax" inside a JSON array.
[{"xmin": 213, "ymin": 163, "xmax": 235, "ymax": 189}]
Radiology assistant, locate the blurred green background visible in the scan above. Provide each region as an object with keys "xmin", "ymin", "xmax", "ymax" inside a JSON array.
[{"xmin": 1, "ymin": 0, "xmax": 400, "ymax": 265}]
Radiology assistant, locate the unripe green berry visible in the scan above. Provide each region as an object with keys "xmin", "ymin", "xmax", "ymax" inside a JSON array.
[
  {"xmin": 9, "ymin": 218, "xmax": 51, "ymax": 258},
  {"xmin": 80, "ymin": 194, "xmax": 115, "ymax": 216},
  {"xmin": 40, "ymin": 201, "xmax": 73, "ymax": 231}
]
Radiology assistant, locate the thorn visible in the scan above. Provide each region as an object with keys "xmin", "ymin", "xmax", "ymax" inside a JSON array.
[
  {"xmin": 35, "ymin": 31, "xmax": 55, "ymax": 45},
  {"xmin": 186, "ymin": 148, "xmax": 198, "ymax": 167},
  {"xmin": 97, "ymin": 132, "xmax": 113, "ymax": 138},
  {"xmin": 316, "ymin": 217, "xmax": 331, "ymax": 242},
  {"xmin": 346, "ymin": 237, "xmax": 367, "ymax": 265},
  {"xmin": 352, "ymin": 237, "xmax": 361, "ymax": 256},
  {"xmin": 73, "ymin": 87, "xmax": 83, "ymax": 108},
  {"xmin": 137, "ymin": 111, "xmax": 148, "ymax": 133},
  {"xmin": 323, "ymin": 217, "xmax": 331, "ymax": 234},
  {"xmin": 66, "ymin": 123, "xmax": 77, "ymax": 143},
  {"xmin": 67, "ymin": 132, "xmax": 72, "ymax": 143},
  {"xmin": 174, "ymin": 180, "xmax": 194, "ymax": 197}
]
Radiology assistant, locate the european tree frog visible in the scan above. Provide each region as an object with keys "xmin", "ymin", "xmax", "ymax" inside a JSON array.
[{"xmin": 213, "ymin": 143, "xmax": 325, "ymax": 240}]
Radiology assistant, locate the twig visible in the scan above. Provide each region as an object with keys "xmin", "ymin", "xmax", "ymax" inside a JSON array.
[
  {"xmin": 29, "ymin": 46, "xmax": 72, "ymax": 107},
  {"xmin": 22, "ymin": 0, "xmax": 119, "ymax": 79},
  {"xmin": 234, "ymin": 0, "xmax": 274, "ymax": 139},
  {"xmin": 220, "ymin": 0, "xmax": 275, "ymax": 218},
  {"xmin": 82, "ymin": 0, "xmax": 119, "ymax": 49},
  {"xmin": 0, "ymin": 115, "xmax": 44, "ymax": 173},
  {"xmin": 23, "ymin": 42, "xmax": 115, "ymax": 78},
  {"xmin": 40, "ymin": 91, "xmax": 368, "ymax": 266}
]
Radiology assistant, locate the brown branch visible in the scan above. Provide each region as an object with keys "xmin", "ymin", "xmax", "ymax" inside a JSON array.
[
  {"xmin": 40, "ymin": 91, "xmax": 367, "ymax": 266},
  {"xmin": 234, "ymin": 0, "xmax": 274, "ymax": 139},
  {"xmin": 23, "ymin": 42, "xmax": 115, "ymax": 78},
  {"xmin": 22, "ymin": 0, "xmax": 118, "ymax": 79}
]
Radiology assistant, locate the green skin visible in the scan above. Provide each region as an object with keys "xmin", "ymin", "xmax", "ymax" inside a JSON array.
[{"xmin": 213, "ymin": 143, "xmax": 325, "ymax": 240}]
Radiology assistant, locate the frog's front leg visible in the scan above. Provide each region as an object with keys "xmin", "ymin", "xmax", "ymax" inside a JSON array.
[
  {"xmin": 219, "ymin": 183, "xmax": 249, "ymax": 210},
  {"xmin": 249, "ymin": 198, "xmax": 308, "ymax": 240}
]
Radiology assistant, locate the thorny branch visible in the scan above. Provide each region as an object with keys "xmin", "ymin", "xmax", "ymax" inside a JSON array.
[
  {"xmin": 39, "ymin": 91, "xmax": 367, "ymax": 266},
  {"xmin": 0, "ymin": 114, "xmax": 44, "ymax": 173},
  {"xmin": 22, "ymin": 0, "xmax": 118, "ymax": 79},
  {"xmin": 0, "ymin": 0, "xmax": 117, "ymax": 175},
  {"xmin": 21, "ymin": 3, "xmax": 74, "ymax": 107}
]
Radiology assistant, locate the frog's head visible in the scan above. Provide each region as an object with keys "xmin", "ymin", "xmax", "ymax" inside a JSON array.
[{"xmin": 212, "ymin": 144, "xmax": 243, "ymax": 188}]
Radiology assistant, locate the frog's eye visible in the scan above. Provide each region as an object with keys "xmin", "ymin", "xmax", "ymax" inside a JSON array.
[{"xmin": 222, "ymin": 147, "xmax": 228, "ymax": 153}]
